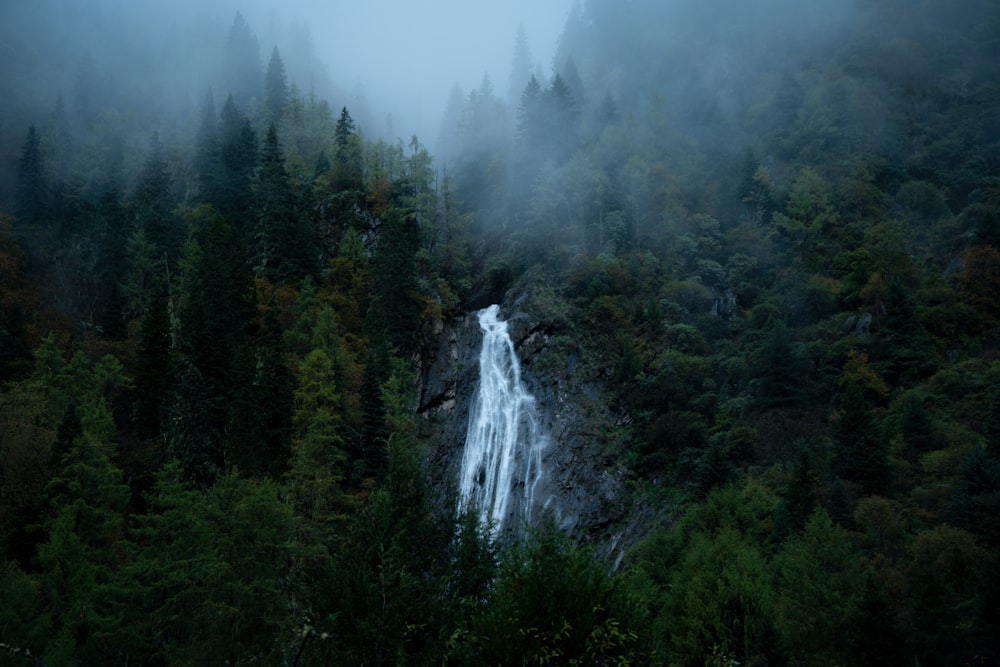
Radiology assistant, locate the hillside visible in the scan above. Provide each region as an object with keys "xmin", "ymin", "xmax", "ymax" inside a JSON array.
[{"xmin": 1, "ymin": 0, "xmax": 999, "ymax": 664}]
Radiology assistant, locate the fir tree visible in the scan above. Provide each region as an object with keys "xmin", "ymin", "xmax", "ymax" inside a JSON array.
[
  {"xmin": 15, "ymin": 125, "xmax": 49, "ymax": 231},
  {"xmin": 216, "ymin": 94, "xmax": 258, "ymax": 228},
  {"xmin": 225, "ymin": 303, "xmax": 293, "ymax": 477},
  {"xmin": 166, "ymin": 206, "xmax": 254, "ymax": 484},
  {"xmin": 264, "ymin": 46, "xmax": 288, "ymax": 122},
  {"xmin": 133, "ymin": 289, "xmax": 170, "ymax": 440},
  {"xmin": 753, "ymin": 318, "xmax": 809, "ymax": 411},
  {"xmin": 507, "ymin": 23, "xmax": 534, "ymax": 105},
  {"xmin": 132, "ymin": 131, "xmax": 178, "ymax": 262},
  {"xmin": 194, "ymin": 89, "xmax": 219, "ymax": 205},
  {"xmin": 332, "ymin": 106, "xmax": 362, "ymax": 191},
  {"xmin": 95, "ymin": 187, "xmax": 129, "ymax": 339},
  {"xmin": 224, "ymin": 12, "xmax": 261, "ymax": 108},
  {"xmin": 368, "ymin": 207, "xmax": 422, "ymax": 355},
  {"xmin": 833, "ymin": 381, "xmax": 889, "ymax": 494},
  {"xmin": 252, "ymin": 122, "xmax": 317, "ymax": 283}
]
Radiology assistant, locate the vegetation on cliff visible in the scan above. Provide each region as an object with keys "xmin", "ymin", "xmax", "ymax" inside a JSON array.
[{"xmin": 1, "ymin": 0, "xmax": 999, "ymax": 664}]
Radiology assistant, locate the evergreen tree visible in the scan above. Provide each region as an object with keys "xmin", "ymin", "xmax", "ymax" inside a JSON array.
[
  {"xmin": 560, "ymin": 57, "xmax": 586, "ymax": 110},
  {"xmin": 38, "ymin": 397, "xmax": 129, "ymax": 663},
  {"xmin": 949, "ymin": 445, "xmax": 1000, "ymax": 546},
  {"xmin": 516, "ymin": 75, "xmax": 543, "ymax": 140},
  {"xmin": 753, "ymin": 318, "xmax": 809, "ymax": 411},
  {"xmin": 507, "ymin": 23, "xmax": 534, "ymax": 106},
  {"xmin": 111, "ymin": 461, "xmax": 208, "ymax": 661},
  {"xmin": 368, "ymin": 206, "xmax": 422, "ymax": 355},
  {"xmin": 776, "ymin": 449, "xmax": 818, "ymax": 537},
  {"xmin": 166, "ymin": 206, "xmax": 254, "ymax": 484},
  {"xmin": 133, "ymin": 289, "xmax": 170, "ymax": 440},
  {"xmin": 224, "ymin": 12, "xmax": 261, "ymax": 108},
  {"xmin": 356, "ymin": 341, "xmax": 390, "ymax": 483},
  {"xmin": 849, "ymin": 571, "xmax": 905, "ymax": 666},
  {"xmin": 264, "ymin": 46, "xmax": 288, "ymax": 122},
  {"xmin": 897, "ymin": 390, "xmax": 937, "ymax": 456},
  {"xmin": 132, "ymin": 131, "xmax": 178, "ymax": 265},
  {"xmin": 774, "ymin": 509, "xmax": 862, "ymax": 666},
  {"xmin": 216, "ymin": 94, "xmax": 259, "ymax": 228},
  {"xmin": 252, "ymin": 122, "xmax": 317, "ymax": 283},
  {"xmin": 876, "ymin": 279, "xmax": 937, "ymax": 385},
  {"xmin": 514, "ymin": 75, "xmax": 545, "ymax": 195},
  {"xmin": 321, "ymin": 360, "xmax": 457, "ymax": 665},
  {"xmin": 447, "ymin": 529, "xmax": 636, "ymax": 666},
  {"xmin": 225, "ymin": 303, "xmax": 294, "ymax": 477},
  {"xmin": 15, "ymin": 125, "xmax": 49, "ymax": 231},
  {"xmin": 833, "ymin": 380, "xmax": 889, "ymax": 494},
  {"xmin": 118, "ymin": 464, "xmax": 296, "ymax": 664},
  {"xmin": 332, "ymin": 106, "xmax": 363, "ymax": 191},
  {"xmin": 194, "ymin": 89, "xmax": 220, "ymax": 205},
  {"xmin": 986, "ymin": 382, "xmax": 1000, "ymax": 459},
  {"xmin": 285, "ymin": 346, "xmax": 349, "ymax": 523},
  {"xmin": 94, "ymin": 187, "xmax": 129, "ymax": 339},
  {"xmin": 545, "ymin": 73, "xmax": 578, "ymax": 161},
  {"xmin": 973, "ymin": 549, "xmax": 1000, "ymax": 662}
]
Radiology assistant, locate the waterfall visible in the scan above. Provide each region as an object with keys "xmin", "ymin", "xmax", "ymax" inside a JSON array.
[{"xmin": 459, "ymin": 305, "xmax": 545, "ymax": 536}]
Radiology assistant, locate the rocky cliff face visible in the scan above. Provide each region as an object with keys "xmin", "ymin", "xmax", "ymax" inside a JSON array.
[{"xmin": 418, "ymin": 272, "xmax": 658, "ymax": 564}]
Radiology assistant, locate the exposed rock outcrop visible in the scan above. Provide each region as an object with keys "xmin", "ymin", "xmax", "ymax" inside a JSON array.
[{"xmin": 418, "ymin": 272, "xmax": 658, "ymax": 564}]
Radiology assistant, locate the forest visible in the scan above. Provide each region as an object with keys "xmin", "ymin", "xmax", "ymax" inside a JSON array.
[{"xmin": 1, "ymin": 0, "xmax": 999, "ymax": 664}]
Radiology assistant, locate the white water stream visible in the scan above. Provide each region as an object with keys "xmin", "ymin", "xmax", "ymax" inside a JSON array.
[{"xmin": 458, "ymin": 305, "xmax": 546, "ymax": 536}]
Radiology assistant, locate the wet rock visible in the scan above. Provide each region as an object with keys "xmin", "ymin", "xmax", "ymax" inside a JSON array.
[
  {"xmin": 419, "ymin": 276, "xmax": 654, "ymax": 564},
  {"xmin": 854, "ymin": 311, "xmax": 873, "ymax": 338}
]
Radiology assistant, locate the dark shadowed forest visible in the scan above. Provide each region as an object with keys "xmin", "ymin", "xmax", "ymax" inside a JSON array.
[{"xmin": 1, "ymin": 0, "xmax": 999, "ymax": 665}]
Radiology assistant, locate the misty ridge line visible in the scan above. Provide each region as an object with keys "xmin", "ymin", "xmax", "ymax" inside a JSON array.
[
  {"xmin": 0, "ymin": 0, "xmax": 571, "ymax": 176},
  {"xmin": 2, "ymin": 0, "xmax": 994, "ymax": 215}
]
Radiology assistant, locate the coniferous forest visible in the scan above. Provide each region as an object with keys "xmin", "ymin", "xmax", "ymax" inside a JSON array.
[{"xmin": 2, "ymin": 0, "xmax": 1000, "ymax": 665}]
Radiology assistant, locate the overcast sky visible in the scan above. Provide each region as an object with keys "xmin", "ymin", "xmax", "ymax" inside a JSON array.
[{"xmin": 244, "ymin": 0, "xmax": 574, "ymax": 142}]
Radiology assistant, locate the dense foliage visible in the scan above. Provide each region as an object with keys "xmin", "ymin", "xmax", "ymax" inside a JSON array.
[{"xmin": 1, "ymin": 0, "xmax": 999, "ymax": 665}]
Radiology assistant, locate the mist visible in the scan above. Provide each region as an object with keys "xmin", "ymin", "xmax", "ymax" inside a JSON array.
[
  {"xmin": 278, "ymin": 0, "xmax": 573, "ymax": 142},
  {"xmin": 0, "ymin": 0, "xmax": 571, "ymax": 150}
]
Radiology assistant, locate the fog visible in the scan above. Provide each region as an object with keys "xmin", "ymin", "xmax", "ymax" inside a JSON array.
[
  {"xmin": 273, "ymin": 0, "xmax": 573, "ymax": 142},
  {"xmin": 0, "ymin": 0, "xmax": 571, "ymax": 149}
]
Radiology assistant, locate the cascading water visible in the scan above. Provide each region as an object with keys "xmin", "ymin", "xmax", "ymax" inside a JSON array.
[{"xmin": 459, "ymin": 305, "xmax": 546, "ymax": 536}]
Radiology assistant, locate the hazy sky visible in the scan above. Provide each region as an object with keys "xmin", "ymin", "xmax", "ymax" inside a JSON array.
[{"xmin": 246, "ymin": 0, "xmax": 574, "ymax": 142}]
